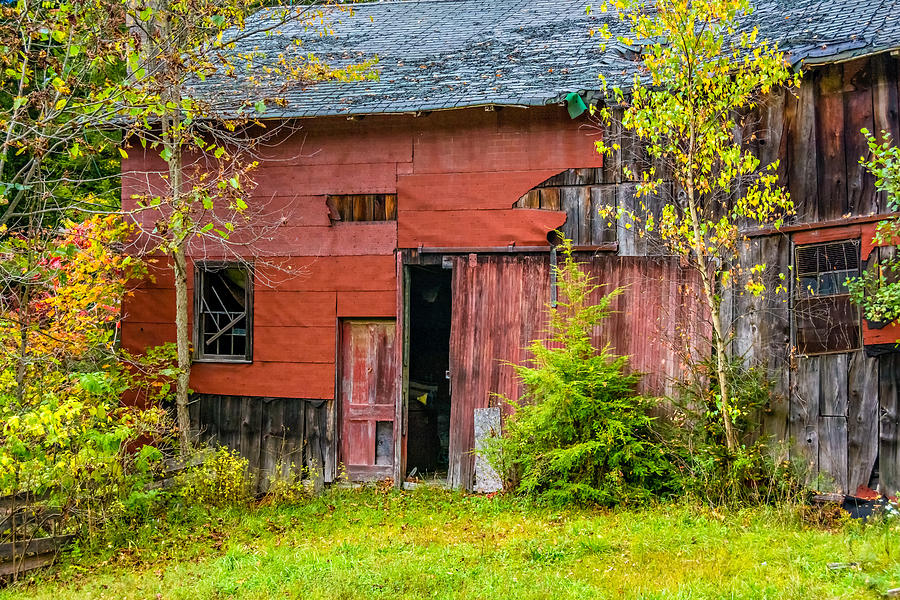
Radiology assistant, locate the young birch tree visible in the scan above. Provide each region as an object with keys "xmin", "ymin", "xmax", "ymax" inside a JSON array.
[
  {"xmin": 122, "ymin": 0, "xmax": 374, "ymax": 451},
  {"xmin": 594, "ymin": 0, "xmax": 799, "ymax": 451}
]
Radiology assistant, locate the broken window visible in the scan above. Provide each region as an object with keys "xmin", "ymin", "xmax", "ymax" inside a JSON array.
[
  {"xmin": 327, "ymin": 194, "xmax": 397, "ymax": 222},
  {"xmin": 195, "ymin": 263, "xmax": 252, "ymax": 361},
  {"xmin": 793, "ymin": 239, "xmax": 861, "ymax": 355}
]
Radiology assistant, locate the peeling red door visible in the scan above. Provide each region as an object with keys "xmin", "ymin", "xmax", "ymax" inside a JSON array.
[{"xmin": 340, "ymin": 320, "xmax": 398, "ymax": 481}]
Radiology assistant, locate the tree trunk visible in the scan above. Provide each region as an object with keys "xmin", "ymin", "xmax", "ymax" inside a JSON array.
[
  {"xmin": 685, "ymin": 184, "xmax": 739, "ymax": 452},
  {"xmin": 172, "ymin": 242, "xmax": 192, "ymax": 453},
  {"xmin": 14, "ymin": 284, "xmax": 30, "ymax": 405}
]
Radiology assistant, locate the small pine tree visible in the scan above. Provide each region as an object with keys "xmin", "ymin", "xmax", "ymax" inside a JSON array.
[{"xmin": 482, "ymin": 239, "xmax": 678, "ymax": 506}]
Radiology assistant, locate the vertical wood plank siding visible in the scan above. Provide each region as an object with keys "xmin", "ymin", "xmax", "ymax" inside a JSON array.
[
  {"xmin": 740, "ymin": 53, "xmax": 900, "ymax": 494},
  {"xmin": 189, "ymin": 395, "xmax": 334, "ymax": 493},
  {"xmin": 447, "ymin": 252, "xmax": 701, "ymax": 489}
]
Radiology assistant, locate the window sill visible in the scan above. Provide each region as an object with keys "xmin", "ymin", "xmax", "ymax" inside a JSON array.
[{"xmin": 193, "ymin": 358, "xmax": 253, "ymax": 365}]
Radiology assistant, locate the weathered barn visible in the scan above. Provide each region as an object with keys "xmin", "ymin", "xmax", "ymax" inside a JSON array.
[{"xmin": 122, "ymin": 0, "xmax": 900, "ymax": 494}]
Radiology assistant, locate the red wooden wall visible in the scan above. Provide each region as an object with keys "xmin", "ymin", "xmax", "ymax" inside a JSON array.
[
  {"xmin": 121, "ymin": 105, "xmax": 602, "ymax": 399},
  {"xmin": 446, "ymin": 253, "xmax": 702, "ymax": 488}
]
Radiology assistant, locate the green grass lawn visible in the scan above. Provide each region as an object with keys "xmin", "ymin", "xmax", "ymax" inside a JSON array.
[{"xmin": 2, "ymin": 486, "xmax": 898, "ymax": 599}]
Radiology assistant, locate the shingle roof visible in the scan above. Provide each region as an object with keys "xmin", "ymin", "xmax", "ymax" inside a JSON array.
[{"xmin": 196, "ymin": 0, "xmax": 900, "ymax": 118}]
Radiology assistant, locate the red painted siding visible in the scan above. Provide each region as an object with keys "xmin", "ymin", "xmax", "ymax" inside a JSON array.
[
  {"xmin": 447, "ymin": 253, "xmax": 702, "ymax": 489},
  {"xmin": 121, "ymin": 105, "xmax": 602, "ymax": 400}
]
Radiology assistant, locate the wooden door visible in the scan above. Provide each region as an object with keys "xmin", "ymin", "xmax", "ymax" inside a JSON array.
[{"xmin": 339, "ymin": 320, "xmax": 398, "ymax": 481}]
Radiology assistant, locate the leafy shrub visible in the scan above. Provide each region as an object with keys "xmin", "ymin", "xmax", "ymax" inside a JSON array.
[
  {"xmin": 0, "ymin": 216, "xmax": 178, "ymax": 538},
  {"xmin": 846, "ymin": 130, "xmax": 900, "ymax": 329},
  {"xmin": 175, "ymin": 447, "xmax": 254, "ymax": 507},
  {"xmin": 480, "ymin": 240, "xmax": 679, "ymax": 506},
  {"xmin": 670, "ymin": 356, "xmax": 804, "ymax": 506},
  {"xmin": 846, "ymin": 257, "xmax": 900, "ymax": 326}
]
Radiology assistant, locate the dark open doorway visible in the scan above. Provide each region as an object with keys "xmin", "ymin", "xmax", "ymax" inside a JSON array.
[{"xmin": 406, "ymin": 265, "xmax": 452, "ymax": 477}]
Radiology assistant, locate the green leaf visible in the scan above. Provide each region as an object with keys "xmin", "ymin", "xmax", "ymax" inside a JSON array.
[
  {"xmin": 160, "ymin": 147, "xmax": 173, "ymax": 162},
  {"xmin": 119, "ymin": 148, "xmax": 129, "ymax": 160},
  {"xmin": 254, "ymin": 101, "xmax": 266, "ymax": 114}
]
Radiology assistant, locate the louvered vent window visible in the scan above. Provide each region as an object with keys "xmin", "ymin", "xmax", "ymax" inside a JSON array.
[{"xmin": 793, "ymin": 239, "xmax": 860, "ymax": 355}]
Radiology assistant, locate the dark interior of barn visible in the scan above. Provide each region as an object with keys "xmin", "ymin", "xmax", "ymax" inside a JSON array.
[{"xmin": 406, "ymin": 265, "xmax": 453, "ymax": 478}]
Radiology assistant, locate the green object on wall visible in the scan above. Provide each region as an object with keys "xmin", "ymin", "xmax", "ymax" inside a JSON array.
[{"xmin": 565, "ymin": 92, "xmax": 587, "ymax": 118}]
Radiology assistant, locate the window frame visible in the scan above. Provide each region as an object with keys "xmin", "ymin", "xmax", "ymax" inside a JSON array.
[
  {"xmin": 791, "ymin": 238, "xmax": 861, "ymax": 356},
  {"xmin": 193, "ymin": 261, "xmax": 254, "ymax": 363}
]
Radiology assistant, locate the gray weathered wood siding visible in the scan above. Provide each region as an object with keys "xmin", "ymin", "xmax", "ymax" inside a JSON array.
[
  {"xmin": 721, "ymin": 53, "xmax": 900, "ymax": 494},
  {"xmin": 189, "ymin": 395, "xmax": 336, "ymax": 492}
]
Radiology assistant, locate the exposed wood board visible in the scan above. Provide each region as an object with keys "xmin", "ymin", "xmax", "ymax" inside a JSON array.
[
  {"xmin": 321, "ymin": 399, "xmax": 336, "ymax": 483},
  {"xmin": 787, "ymin": 74, "xmax": 819, "ymax": 222},
  {"xmin": 220, "ymin": 395, "xmax": 243, "ymax": 454},
  {"xmin": 540, "ymin": 187, "xmax": 561, "ymax": 211},
  {"xmin": 385, "ymin": 194, "xmax": 398, "ymax": 220},
  {"xmin": 560, "ymin": 187, "xmax": 581, "ymax": 242},
  {"xmin": 281, "ymin": 398, "xmax": 305, "ymax": 479},
  {"xmin": 872, "ymin": 54, "xmax": 900, "ymax": 213},
  {"xmin": 601, "ymin": 111, "xmax": 622, "ymax": 184},
  {"xmin": 305, "ymin": 399, "xmax": 325, "ymax": 492},
  {"xmin": 843, "ymin": 59, "xmax": 877, "ymax": 216},
  {"xmin": 739, "ymin": 235, "xmax": 792, "ymax": 442},
  {"xmin": 590, "ymin": 185, "xmax": 617, "ymax": 245},
  {"xmin": 879, "ymin": 352, "xmax": 900, "ymax": 495},
  {"xmin": 394, "ymin": 256, "xmax": 409, "ymax": 484},
  {"xmin": 0, "ymin": 536, "xmax": 73, "ymax": 562},
  {"xmin": 791, "ymin": 356, "xmax": 821, "ymax": 482},
  {"xmin": 259, "ymin": 398, "xmax": 285, "ymax": 492},
  {"xmin": 814, "ymin": 63, "xmax": 848, "ymax": 221},
  {"xmin": 819, "ymin": 353, "xmax": 849, "ymax": 416},
  {"xmin": 199, "ymin": 394, "xmax": 221, "ymax": 446},
  {"xmin": 540, "ymin": 168, "xmax": 599, "ymax": 187},
  {"xmin": 0, "ymin": 553, "xmax": 57, "ymax": 578},
  {"xmin": 818, "ymin": 415, "xmax": 849, "ymax": 493},
  {"xmin": 240, "ymin": 395, "xmax": 264, "ymax": 484},
  {"xmin": 757, "ymin": 86, "xmax": 787, "ymax": 173},
  {"xmin": 616, "ymin": 183, "xmax": 641, "ymax": 256},
  {"xmin": 848, "ymin": 351, "xmax": 879, "ymax": 492},
  {"xmin": 521, "ymin": 189, "xmax": 540, "ymax": 209}
]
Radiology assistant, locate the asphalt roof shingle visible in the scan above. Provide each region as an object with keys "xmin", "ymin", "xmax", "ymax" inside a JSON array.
[{"xmin": 195, "ymin": 0, "xmax": 900, "ymax": 118}]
